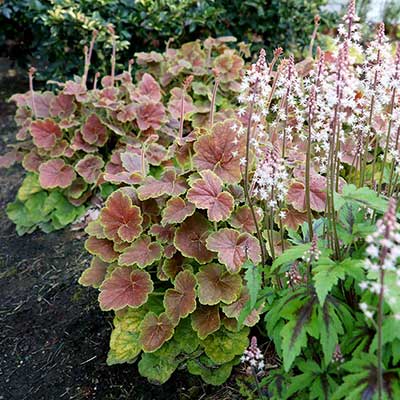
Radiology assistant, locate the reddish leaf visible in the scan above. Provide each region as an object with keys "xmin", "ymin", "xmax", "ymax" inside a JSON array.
[
  {"xmin": 22, "ymin": 150, "xmax": 43, "ymax": 172},
  {"xmin": 193, "ymin": 119, "xmax": 244, "ymax": 183},
  {"xmin": 213, "ymin": 50, "xmax": 244, "ymax": 82},
  {"xmin": 187, "ymin": 169, "xmax": 234, "ymax": 222},
  {"xmin": 168, "ymin": 87, "xmax": 196, "ymax": 119},
  {"xmin": 139, "ymin": 312, "xmax": 175, "ymax": 352},
  {"xmin": 174, "ymin": 214, "xmax": 214, "ymax": 264},
  {"xmin": 229, "ymin": 205, "xmax": 263, "ymax": 234},
  {"xmin": 39, "ymin": 158, "xmax": 76, "ymax": 189},
  {"xmin": 119, "ymin": 236, "xmax": 162, "ymax": 268},
  {"xmin": 79, "ymin": 257, "xmax": 108, "ymax": 288},
  {"xmin": 85, "ymin": 237, "xmax": 119, "ymax": 263},
  {"xmin": 50, "ymin": 94, "xmax": 74, "ymax": 118},
  {"xmin": 137, "ymin": 169, "xmax": 187, "ymax": 200},
  {"xmin": 161, "ymin": 197, "xmax": 195, "ymax": 225},
  {"xmin": 197, "ymin": 263, "xmax": 242, "ymax": 305},
  {"xmin": 75, "ymin": 154, "xmax": 104, "ymax": 184},
  {"xmin": 164, "ymin": 270, "xmax": 197, "ymax": 323},
  {"xmin": 100, "ymin": 190, "xmax": 143, "ymax": 242},
  {"xmin": 82, "ymin": 114, "xmax": 108, "ymax": 146},
  {"xmin": 279, "ymin": 207, "xmax": 308, "ymax": 230},
  {"xmin": 135, "ymin": 102, "xmax": 165, "ymax": 131},
  {"xmin": 221, "ymin": 289, "xmax": 261, "ymax": 327},
  {"xmin": 99, "ymin": 267, "xmax": 153, "ymax": 311},
  {"xmin": 30, "ymin": 119, "xmax": 62, "ymax": 150},
  {"xmin": 71, "ymin": 130, "xmax": 97, "ymax": 153},
  {"xmin": 206, "ymin": 229, "xmax": 261, "ymax": 273},
  {"xmin": 286, "ymin": 174, "xmax": 327, "ymax": 212},
  {"xmin": 148, "ymin": 224, "xmax": 175, "ymax": 243},
  {"xmin": 191, "ymin": 305, "xmax": 220, "ymax": 339},
  {"xmin": 116, "ymin": 103, "xmax": 136, "ymax": 122},
  {"xmin": 162, "ymin": 254, "xmax": 187, "ymax": 281},
  {"xmin": 49, "ymin": 140, "xmax": 69, "ymax": 157},
  {"xmin": 132, "ymin": 73, "xmax": 161, "ymax": 102},
  {"xmin": 64, "ymin": 80, "xmax": 86, "ymax": 96}
]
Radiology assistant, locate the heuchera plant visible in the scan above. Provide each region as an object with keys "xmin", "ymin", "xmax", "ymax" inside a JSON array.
[
  {"xmin": 2, "ymin": 31, "xmax": 248, "ymax": 235},
  {"xmin": 79, "ymin": 116, "xmax": 260, "ymax": 385}
]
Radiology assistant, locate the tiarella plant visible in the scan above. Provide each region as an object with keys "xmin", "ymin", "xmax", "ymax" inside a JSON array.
[{"xmin": 2, "ymin": 33, "xmax": 247, "ymax": 234}]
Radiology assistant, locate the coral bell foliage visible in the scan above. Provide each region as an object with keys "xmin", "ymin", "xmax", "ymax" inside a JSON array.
[
  {"xmin": 3, "ymin": 34, "xmax": 248, "ymax": 234},
  {"xmin": 4, "ymin": 0, "xmax": 400, "ymax": 396}
]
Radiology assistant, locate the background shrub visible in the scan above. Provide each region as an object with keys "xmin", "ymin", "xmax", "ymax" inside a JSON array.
[{"xmin": 0, "ymin": 0, "xmax": 337, "ymax": 81}]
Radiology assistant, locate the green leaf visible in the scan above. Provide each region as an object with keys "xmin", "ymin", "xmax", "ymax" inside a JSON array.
[
  {"xmin": 238, "ymin": 261, "xmax": 262, "ymax": 326},
  {"xmin": 313, "ymin": 263, "xmax": 345, "ymax": 305},
  {"xmin": 271, "ymin": 243, "xmax": 311, "ymax": 272},
  {"xmin": 280, "ymin": 312, "xmax": 310, "ymax": 373},
  {"xmin": 187, "ymin": 355, "xmax": 237, "ymax": 385},
  {"xmin": 138, "ymin": 352, "xmax": 179, "ymax": 384},
  {"xmin": 17, "ymin": 173, "xmax": 42, "ymax": 201},
  {"xmin": 202, "ymin": 327, "xmax": 249, "ymax": 364},
  {"xmin": 335, "ymin": 184, "xmax": 388, "ymax": 214},
  {"xmin": 107, "ymin": 308, "xmax": 146, "ymax": 365}
]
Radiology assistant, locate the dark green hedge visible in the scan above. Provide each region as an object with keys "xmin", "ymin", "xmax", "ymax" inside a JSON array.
[{"xmin": 0, "ymin": 0, "xmax": 337, "ymax": 81}]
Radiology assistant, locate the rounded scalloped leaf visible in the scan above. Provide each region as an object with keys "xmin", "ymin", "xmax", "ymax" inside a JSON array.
[
  {"xmin": 221, "ymin": 288, "xmax": 262, "ymax": 327},
  {"xmin": 187, "ymin": 170, "xmax": 234, "ymax": 222},
  {"xmin": 161, "ymin": 197, "xmax": 195, "ymax": 225},
  {"xmin": 99, "ymin": 267, "xmax": 153, "ymax": 311},
  {"xmin": 75, "ymin": 154, "xmax": 104, "ymax": 184},
  {"xmin": 229, "ymin": 205, "xmax": 263, "ymax": 234},
  {"xmin": 197, "ymin": 263, "xmax": 242, "ymax": 306},
  {"xmin": 22, "ymin": 150, "xmax": 43, "ymax": 173},
  {"xmin": 30, "ymin": 119, "xmax": 62, "ymax": 150},
  {"xmin": 50, "ymin": 93, "xmax": 75, "ymax": 118},
  {"xmin": 168, "ymin": 87, "xmax": 196, "ymax": 119},
  {"xmin": 134, "ymin": 73, "xmax": 162, "ymax": 103},
  {"xmin": 193, "ymin": 119, "xmax": 245, "ymax": 184},
  {"xmin": 279, "ymin": 207, "xmax": 308, "ymax": 230},
  {"xmin": 39, "ymin": 158, "xmax": 76, "ymax": 189},
  {"xmin": 100, "ymin": 190, "xmax": 143, "ymax": 242},
  {"xmin": 202, "ymin": 327, "xmax": 249, "ymax": 365},
  {"xmin": 206, "ymin": 228, "xmax": 261, "ymax": 273},
  {"xmin": 191, "ymin": 304, "xmax": 221, "ymax": 339},
  {"xmin": 174, "ymin": 213, "xmax": 215, "ymax": 264},
  {"xmin": 187, "ymin": 355, "xmax": 236, "ymax": 386},
  {"xmin": 148, "ymin": 224, "xmax": 175, "ymax": 243},
  {"xmin": 85, "ymin": 236, "xmax": 119, "ymax": 263},
  {"xmin": 164, "ymin": 270, "xmax": 197, "ymax": 323},
  {"xmin": 78, "ymin": 257, "xmax": 108, "ymax": 288},
  {"xmin": 107, "ymin": 308, "xmax": 147, "ymax": 365},
  {"xmin": 213, "ymin": 50, "xmax": 244, "ymax": 82},
  {"xmin": 286, "ymin": 175, "xmax": 327, "ymax": 212},
  {"xmin": 85, "ymin": 220, "xmax": 106, "ymax": 238},
  {"xmin": 137, "ymin": 169, "xmax": 187, "ymax": 201},
  {"xmin": 82, "ymin": 114, "xmax": 108, "ymax": 146},
  {"xmin": 135, "ymin": 102, "xmax": 166, "ymax": 131},
  {"xmin": 138, "ymin": 352, "xmax": 179, "ymax": 384},
  {"xmin": 139, "ymin": 312, "xmax": 175, "ymax": 353},
  {"xmin": 119, "ymin": 236, "xmax": 162, "ymax": 268}
]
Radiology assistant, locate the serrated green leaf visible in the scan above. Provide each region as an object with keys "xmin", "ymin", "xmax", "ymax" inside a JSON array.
[
  {"xmin": 313, "ymin": 264, "xmax": 345, "ymax": 305},
  {"xmin": 271, "ymin": 243, "xmax": 311, "ymax": 272}
]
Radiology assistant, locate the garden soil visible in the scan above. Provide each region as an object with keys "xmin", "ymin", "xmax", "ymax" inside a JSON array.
[{"xmin": 0, "ymin": 62, "xmax": 239, "ymax": 400}]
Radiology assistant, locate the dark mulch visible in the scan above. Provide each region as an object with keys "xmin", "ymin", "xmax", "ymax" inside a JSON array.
[{"xmin": 0, "ymin": 60, "xmax": 239, "ymax": 400}]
